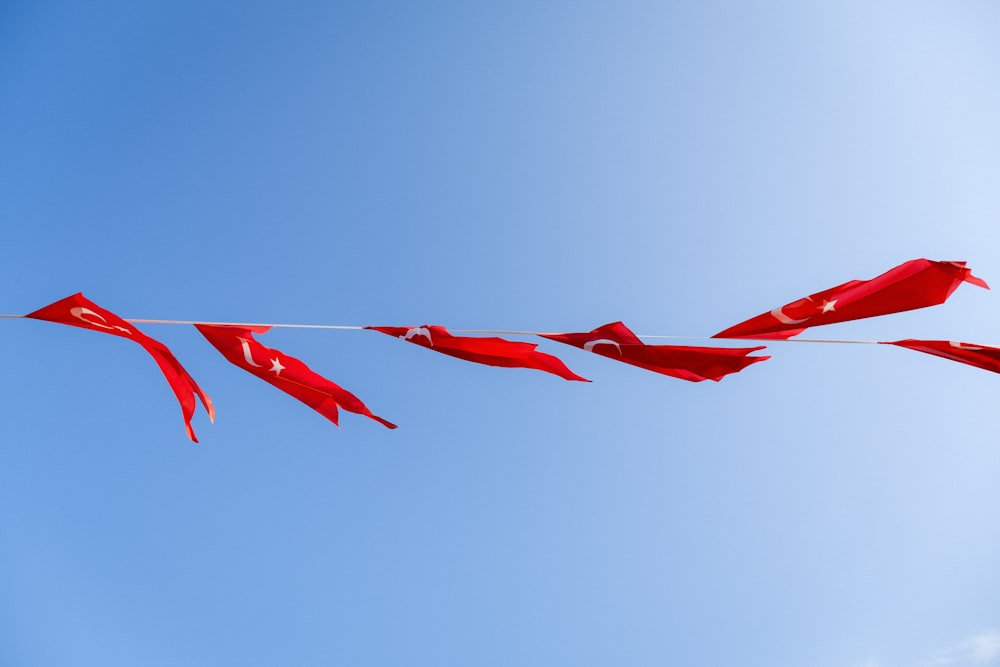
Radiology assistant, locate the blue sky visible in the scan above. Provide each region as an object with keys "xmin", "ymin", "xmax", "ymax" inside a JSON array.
[{"xmin": 2, "ymin": 2, "xmax": 1000, "ymax": 665}]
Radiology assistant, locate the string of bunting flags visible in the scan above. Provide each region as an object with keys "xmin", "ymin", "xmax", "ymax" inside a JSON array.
[{"xmin": 3, "ymin": 258, "xmax": 995, "ymax": 441}]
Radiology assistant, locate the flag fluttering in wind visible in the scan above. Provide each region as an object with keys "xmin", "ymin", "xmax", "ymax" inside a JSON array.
[
  {"xmin": 11, "ymin": 257, "xmax": 998, "ymax": 440},
  {"xmin": 883, "ymin": 339, "xmax": 1000, "ymax": 375},
  {"xmin": 714, "ymin": 259, "xmax": 989, "ymax": 340},
  {"xmin": 196, "ymin": 324, "xmax": 396, "ymax": 429},
  {"xmin": 540, "ymin": 321, "xmax": 769, "ymax": 382},
  {"xmin": 366, "ymin": 325, "xmax": 589, "ymax": 381},
  {"xmin": 26, "ymin": 293, "xmax": 214, "ymax": 442}
]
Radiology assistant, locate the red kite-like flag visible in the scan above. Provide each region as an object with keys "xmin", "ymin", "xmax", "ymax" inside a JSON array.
[
  {"xmin": 883, "ymin": 339, "xmax": 1000, "ymax": 375},
  {"xmin": 26, "ymin": 293, "xmax": 214, "ymax": 442},
  {"xmin": 196, "ymin": 324, "xmax": 396, "ymax": 429},
  {"xmin": 366, "ymin": 325, "xmax": 589, "ymax": 381},
  {"xmin": 714, "ymin": 259, "xmax": 989, "ymax": 340},
  {"xmin": 540, "ymin": 321, "xmax": 768, "ymax": 382}
]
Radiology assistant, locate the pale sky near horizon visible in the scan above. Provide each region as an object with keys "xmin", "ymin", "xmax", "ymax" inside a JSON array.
[{"xmin": 2, "ymin": 2, "xmax": 1000, "ymax": 665}]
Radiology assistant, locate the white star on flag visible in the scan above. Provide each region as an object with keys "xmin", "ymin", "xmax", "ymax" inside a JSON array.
[{"xmin": 269, "ymin": 357, "xmax": 285, "ymax": 375}]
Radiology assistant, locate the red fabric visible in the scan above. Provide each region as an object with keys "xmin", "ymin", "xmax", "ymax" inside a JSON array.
[
  {"xmin": 540, "ymin": 321, "xmax": 769, "ymax": 382},
  {"xmin": 26, "ymin": 293, "xmax": 214, "ymax": 442},
  {"xmin": 884, "ymin": 339, "xmax": 1000, "ymax": 375},
  {"xmin": 366, "ymin": 325, "xmax": 589, "ymax": 382},
  {"xmin": 714, "ymin": 259, "xmax": 989, "ymax": 340},
  {"xmin": 196, "ymin": 324, "xmax": 396, "ymax": 430}
]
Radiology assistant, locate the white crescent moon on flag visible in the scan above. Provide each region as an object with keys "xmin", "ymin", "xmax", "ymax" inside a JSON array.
[
  {"xmin": 403, "ymin": 327, "xmax": 433, "ymax": 346},
  {"xmin": 70, "ymin": 306, "xmax": 133, "ymax": 335},
  {"xmin": 71, "ymin": 306, "xmax": 110, "ymax": 327},
  {"xmin": 237, "ymin": 337, "xmax": 264, "ymax": 367},
  {"xmin": 950, "ymin": 341, "xmax": 985, "ymax": 351},
  {"xmin": 770, "ymin": 306, "xmax": 810, "ymax": 325},
  {"xmin": 584, "ymin": 339, "xmax": 622, "ymax": 354}
]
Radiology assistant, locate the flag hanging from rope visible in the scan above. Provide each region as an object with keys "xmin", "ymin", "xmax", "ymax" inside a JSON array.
[
  {"xmin": 714, "ymin": 259, "xmax": 988, "ymax": 340},
  {"xmin": 366, "ymin": 324, "xmax": 589, "ymax": 381},
  {"xmin": 883, "ymin": 339, "xmax": 1000, "ymax": 375},
  {"xmin": 196, "ymin": 324, "xmax": 396, "ymax": 429},
  {"xmin": 26, "ymin": 293, "xmax": 214, "ymax": 442},
  {"xmin": 540, "ymin": 321, "xmax": 769, "ymax": 382},
  {"xmin": 10, "ymin": 257, "xmax": 998, "ymax": 442}
]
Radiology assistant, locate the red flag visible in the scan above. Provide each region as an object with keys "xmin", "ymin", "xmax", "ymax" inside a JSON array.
[
  {"xmin": 26, "ymin": 293, "xmax": 214, "ymax": 442},
  {"xmin": 540, "ymin": 321, "xmax": 768, "ymax": 382},
  {"xmin": 714, "ymin": 259, "xmax": 989, "ymax": 340},
  {"xmin": 883, "ymin": 339, "xmax": 1000, "ymax": 375},
  {"xmin": 195, "ymin": 324, "xmax": 396, "ymax": 429},
  {"xmin": 366, "ymin": 325, "xmax": 589, "ymax": 381}
]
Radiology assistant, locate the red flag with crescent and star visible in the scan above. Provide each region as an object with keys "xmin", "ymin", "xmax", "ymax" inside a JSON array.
[
  {"xmin": 714, "ymin": 259, "xmax": 989, "ymax": 340},
  {"xmin": 539, "ymin": 321, "xmax": 769, "ymax": 382},
  {"xmin": 26, "ymin": 292, "xmax": 214, "ymax": 442},
  {"xmin": 366, "ymin": 325, "xmax": 589, "ymax": 381},
  {"xmin": 195, "ymin": 324, "xmax": 396, "ymax": 429},
  {"xmin": 882, "ymin": 339, "xmax": 1000, "ymax": 375}
]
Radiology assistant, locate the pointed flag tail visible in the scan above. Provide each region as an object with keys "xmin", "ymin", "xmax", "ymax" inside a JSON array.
[
  {"xmin": 714, "ymin": 259, "xmax": 989, "ymax": 340},
  {"xmin": 366, "ymin": 324, "xmax": 589, "ymax": 381},
  {"xmin": 882, "ymin": 339, "xmax": 1000, "ymax": 375},
  {"xmin": 196, "ymin": 324, "xmax": 396, "ymax": 429},
  {"xmin": 26, "ymin": 293, "xmax": 213, "ymax": 442},
  {"xmin": 541, "ymin": 321, "xmax": 769, "ymax": 382}
]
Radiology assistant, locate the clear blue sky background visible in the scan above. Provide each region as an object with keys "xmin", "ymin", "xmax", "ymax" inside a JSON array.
[{"xmin": 2, "ymin": 2, "xmax": 1000, "ymax": 665}]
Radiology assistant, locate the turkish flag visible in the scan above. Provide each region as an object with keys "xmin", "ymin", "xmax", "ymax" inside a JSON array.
[
  {"xmin": 883, "ymin": 339, "xmax": 1000, "ymax": 375},
  {"xmin": 195, "ymin": 324, "xmax": 396, "ymax": 429},
  {"xmin": 26, "ymin": 293, "xmax": 214, "ymax": 442},
  {"xmin": 366, "ymin": 325, "xmax": 589, "ymax": 381},
  {"xmin": 714, "ymin": 259, "xmax": 989, "ymax": 340},
  {"xmin": 540, "ymin": 321, "xmax": 768, "ymax": 382}
]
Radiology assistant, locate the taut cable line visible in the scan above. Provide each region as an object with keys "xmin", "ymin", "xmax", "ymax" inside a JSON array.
[{"xmin": 1, "ymin": 313, "xmax": 886, "ymax": 345}]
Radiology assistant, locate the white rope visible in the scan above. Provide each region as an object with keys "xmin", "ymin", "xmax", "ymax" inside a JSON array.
[
  {"xmin": 0, "ymin": 313, "xmax": 891, "ymax": 345},
  {"xmin": 128, "ymin": 318, "xmax": 365, "ymax": 330}
]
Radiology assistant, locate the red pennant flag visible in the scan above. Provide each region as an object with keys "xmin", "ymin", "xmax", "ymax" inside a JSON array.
[
  {"xmin": 714, "ymin": 259, "xmax": 989, "ymax": 340},
  {"xmin": 540, "ymin": 321, "xmax": 768, "ymax": 382},
  {"xmin": 366, "ymin": 325, "xmax": 589, "ymax": 381},
  {"xmin": 195, "ymin": 324, "xmax": 396, "ymax": 429},
  {"xmin": 883, "ymin": 339, "xmax": 1000, "ymax": 375},
  {"xmin": 26, "ymin": 293, "xmax": 214, "ymax": 442}
]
